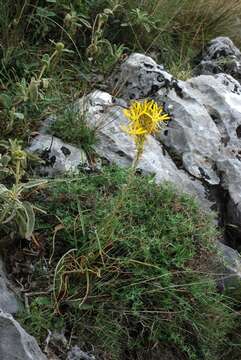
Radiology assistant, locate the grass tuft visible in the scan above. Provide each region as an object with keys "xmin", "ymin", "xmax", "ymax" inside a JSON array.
[
  {"xmin": 17, "ymin": 166, "xmax": 241, "ymax": 360},
  {"xmin": 49, "ymin": 107, "xmax": 97, "ymax": 155}
]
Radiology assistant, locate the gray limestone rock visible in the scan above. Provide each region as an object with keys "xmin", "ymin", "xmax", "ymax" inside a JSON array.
[
  {"xmin": 156, "ymin": 74, "xmax": 241, "ymax": 185},
  {"xmin": 34, "ymin": 51, "xmax": 241, "ymax": 234},
  {"xmin": 186, "ymin": 73, "xmax": 241, "ymax": 152},
  {"xmin": 216, "ymin": 157, "xmax": 241, "ymax": 227},
  {"xmin": 156, "ymin": 73, "xmax": 241, "ymax": 228},
  {"xmin": 0, "ymin": 257, "xmax": 20, "ymax": 314},
  {"xmin": 110, "ymin": 53, "xmax": 173, "ymax": 100},
  {"xmin": 156, "ymin": 80, "xmax": 221, "ymax": 185},
  {"xmin": 203, "ymin": 37, "xmax": 241, "ymax": 59},
  {"xmin": 194, "ymin": 37, "xmax": 241, "ymax": 82},
  {"xmin": 112, "ymin": 52, "xmax": 241, "ymax": 189},
  {"xmin": 0, "ymin": 310, "xmax": 47, "ymax": 360},
  {"xmin": 27, "ymin": 134, "xmax": 88, "ymax": 177}
]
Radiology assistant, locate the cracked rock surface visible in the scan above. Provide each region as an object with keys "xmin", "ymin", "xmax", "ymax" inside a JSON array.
[{"xmin": 156, "ymin": 78, "xmax": 222, "ymax": 185}]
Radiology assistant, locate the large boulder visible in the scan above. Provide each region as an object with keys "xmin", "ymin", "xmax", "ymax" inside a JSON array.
[
  {"xmin": 0, "ymin": 310, "xmax": 47, "ymax": 360},
  {"xmin": 28, "ymin": 88, "xmax": 211, "ymax": 210},
  {"xmin": 0, "ymin": 257, "xmax": 20, "ymax": 314},
  {"xmin": 157, "ymin": 74, "xmax": 241, "ymax": 231},
  {"xmin": 194, "ymin": 37, "xmax": 241, "ymax": 82},
  {"xmin": 30, "ymin": 52, "xmax": 241, "ymax": 234}
]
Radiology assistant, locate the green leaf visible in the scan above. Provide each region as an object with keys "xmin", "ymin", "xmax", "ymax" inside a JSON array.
[
  {"xmin": 0, "ymin": 155, "xmax": 11, "ymax": 166},
  {"xmin": 0, "ymin": 94, "xmax": 12, "ymax": 109},
  {"xmin": 18, "ymin": 179, "xmax": 47, "ymax": 193},
  {"xmin": 36, "ymin": 7, "xmax": 56, "ymax": 18},
  {"xmin": 16, "ymin": 201, "xmax": 35, "ymax": 239},
  {"xmin": 0, "ymin": 140, "xmax": 10, "ymax": 149}
]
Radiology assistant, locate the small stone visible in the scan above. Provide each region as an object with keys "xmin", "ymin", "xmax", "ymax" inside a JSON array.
[
  {"xmin": 27, "ymin": 134, "xmax": 88, "ymax": 177},
  {"xmin": 67, "ymin": 346, "xmax": 95, "ymax": 360}
]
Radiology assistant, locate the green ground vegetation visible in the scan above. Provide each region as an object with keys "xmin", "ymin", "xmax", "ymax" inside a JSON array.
[{"xmin": 17, "ymin": 166, "xmax": 241, "ymax": 360}]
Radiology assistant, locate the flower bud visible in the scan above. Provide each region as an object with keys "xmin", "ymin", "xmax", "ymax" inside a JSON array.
[
  {"xmin": 55, "ymin": 42, "xmax": 65, "ymax": 52},
  {"xmin": 13, "ymin": 149, "xmax": 26, "ymax": 161},
  {"xmin": 64, "ymin": 13, "xmax": 72, "ymax": 27}
]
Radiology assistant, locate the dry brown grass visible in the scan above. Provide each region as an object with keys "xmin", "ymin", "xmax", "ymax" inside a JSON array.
[{"xmin": 120, "ymin": 0, "xmax": 241, "ymax": 56}]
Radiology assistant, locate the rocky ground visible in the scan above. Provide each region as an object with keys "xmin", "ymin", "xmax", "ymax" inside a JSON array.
[{"xmin": 2, "ymin": 36, "xmax": 241, "ymax": 359}]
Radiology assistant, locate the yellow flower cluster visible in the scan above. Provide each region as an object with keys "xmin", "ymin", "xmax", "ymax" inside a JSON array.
[{"xmin": 122, "ymin": 99, "xmax": 170, "ymax": 158}]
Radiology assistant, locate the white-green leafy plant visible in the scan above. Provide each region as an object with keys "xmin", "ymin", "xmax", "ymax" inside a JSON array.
[{"xmin": 0, "ymin": 139, "xmax": 47, "ymax": 240}]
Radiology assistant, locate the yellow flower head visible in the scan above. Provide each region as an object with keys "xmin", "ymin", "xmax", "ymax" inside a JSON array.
[{"xmin": 122, "ymin": 99, "xmax": 170, "ymax": 155}]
